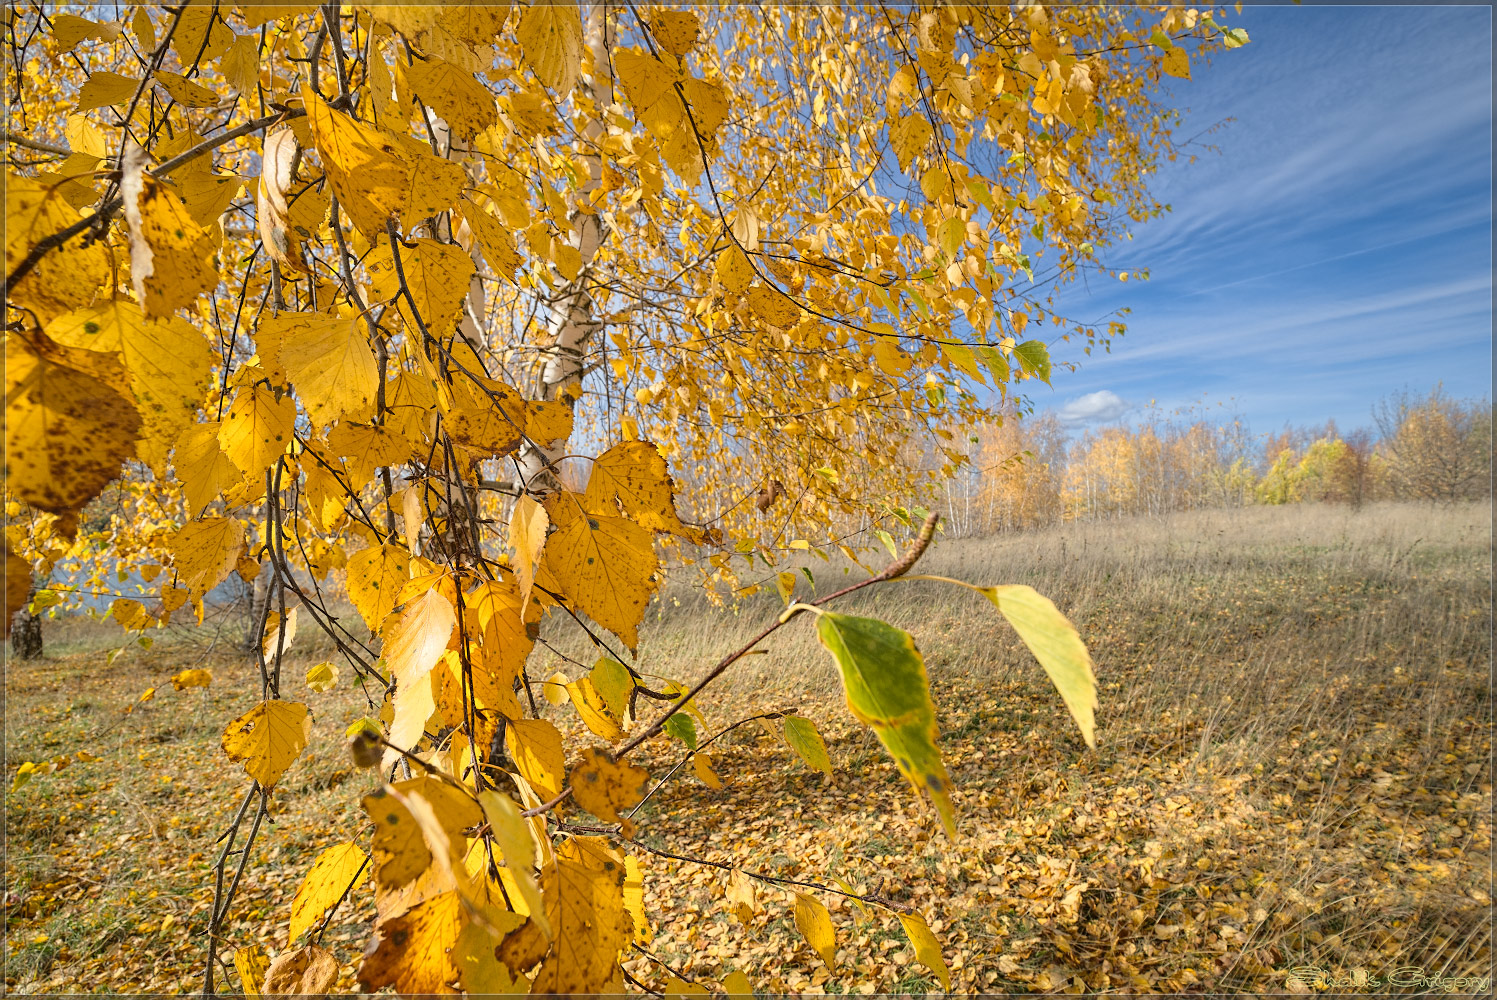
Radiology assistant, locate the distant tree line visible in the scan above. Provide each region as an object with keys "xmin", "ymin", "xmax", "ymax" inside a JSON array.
[{"xmin": 936, "ymin": 386, "xmax": 1492, "ymax": 536}]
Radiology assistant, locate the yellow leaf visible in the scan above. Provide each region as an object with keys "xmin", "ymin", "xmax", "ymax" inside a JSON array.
[
  {"xmin": 532, "ymin": 838, "xmax": 632, "ymax": 994},
  {"xmin": 75, "ymin": 71, "xmax": 138, "ymax": 112},
  {"xmin": 262, "ymin": 606, "xmax": 299, "ymax": 662},
  {"xmin": 356, "ymin": 890, "xmax": 467, "ymax": 995},
  {"xmin": 898, "ymin": 911, "xmax": 951, "ymax": 990},
  {"xmin": 51, "ymin": 12, "xmax": 119, "ymax": 50},
  {"xmin": 478, "ymin": 789, "xmax": 549, "ymax": 936},
  {"xmin": 650, "ymin": 9, "xmax": 700, "ymax": 56},
  {"xmin": 793, "ymin": 891, "xmax": 837, "ymax": 969},
  {"xmin": 725, "ymin": 869, "xmax": 757, "ymax": 925},
  {"xmin": 382, "ymin": 588, "xmax": 456, "ymax": 760},
  {"xmin": 517, "ymin": 0, "xmax": 582, "ymax": 94},
  {"xmin": 221, "ymin": 700, "xmax": 311, "ymax": 789},
  {"xmin": 367, "ymin": 236, "xmax": 475, "ymax": 334},
  {"xmin": 509, "ymin": 495, "xmax": 548, "ymax": 615},
  {"xmin": 623, "ymin": 853, "xmax": 650, "ymax": 945},
  {"xmin": 260, "ymin": 313, "xmax": 379, "ymax": 429},
  {"xmin": 288, "ymin": 842, "xmax": 370, "ymax": 943},
  {"xmin": 505, "ymin": 718, "xmax": 565, "ymax": 802},
  {"xmin": 166, "ymin": 517, "xmax": 245, "ymax": 597},
  {"xmin": 155, "ymin": 69, "xmax": 221, "ymax": 108},
  {"xmin": 406, "ymin": 56, "xmax": 498, "ymax": 138},
  {"xmin": 120, "ymin": 144, "xmax": 220, "ymax": 318},
  {"xmin": 172, "ymin": 422, "xmax": 240, "ymax": 517},
  {"xmin": 583, "ymin": 440, "xmax": 703, "ymax": 542},
  {"xmin": 542, "ymin": 669, "xmax": 570, "ymax": 706},
  {"xmin": 714, "ymin": 243, "xmax": 753, "ymax": 294},
  {"xmin": 360, "ymin": 786, "xmax": 431, "ymax": 889},
  {"xmin": 693, "ymin": 753, "xmax": 722, "ymax": 789},
  {"xmin": 171, "ymin": 668, "xmax": 212, "ymax": 690},
  {"xmin": 567, "ymin": 676, "xmax": 625, "ymax": 741},
  {"xmin": 544, "ymin": 502, "xmax": 659, "ymax": 650},
  {"xmin": 460, "ymin": 198, "xmax": 523, "ymax": 282},
  {"xmin": 305, "ymin": 661, "xmax": 338, "ymax": 692},
  {"xmin": 4, "ymin": 544, "xmax": 31, "ymax": 640},
  {"xmin": 172, "ymin": 2, "xmax": 234, "ymax": 64},
  {"xmin": 783, "ymin": 715, "xmax": 833, "ymax": 776},
  {"xmin": 748, "ymin": 284, "xmax": 801, "ymax": 329},
  {"xmin": 721, "ymin": 970, "xmax": 754, "ymax": 999},
  {"xmin": 615, "ymin": 48, "xmax": 683, "ymax": 136},
  {"xmin": 218, "ymin": 384, "xmax": 296, "ymax": 480},
  {"xmin": 46, "ymin": 302, "xmax": 213, "ymax": 475},
  {"xmin": 976, "ymin": 584, "xmax": 1098, "ymax": 747},
  {"xmin": 4, "ymin": 173, "xmax": 112, "ymax": 322},
  {"xmin": 111, "ymin": 597, "xmax": 155, "ymax": 631},
  {"xmin": 890, "ymin": 113, "xmax": 934, "ymax": 172},
  {"xmin": 221, "ymin": 32, "xmax": 259, "ymax": 96},
  {"xmin": 387, "ymin": 132, "xmax": 467, "ymax": 221},
  {"xmin": 234, "ymin": 944, "xmax": 269, "ymax": 995},
  {"xmin": 1162, "ymin": 46, "xmax": 1191, "ymax": 79},
  {"xmin": 303, "ymin": 88, "xmax": 408, "ymax": 236},
  {"xmin": 263, "ymin": 944, "xmax": 337, "ymax": 996},
  {"xmin": 570, "ymin": 746, "xmax": 647, "ymax": 829},
  {"xmin": 3, "ymin": 333, "xmax": 140, "ymax": 517},
  {"xmin": 326, "ymin": 421, "xmax": 413, "ymax": 492}
]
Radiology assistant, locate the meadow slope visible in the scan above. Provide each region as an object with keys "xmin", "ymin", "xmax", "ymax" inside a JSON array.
[{"xmin": 4, "ymin": 502, "xmax": 1491, "ymax": 994}]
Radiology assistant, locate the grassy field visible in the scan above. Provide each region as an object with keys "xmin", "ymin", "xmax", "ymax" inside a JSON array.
[{"xmin": 3, "ymin": 501, "xmax": 1491, "ymax": 994}]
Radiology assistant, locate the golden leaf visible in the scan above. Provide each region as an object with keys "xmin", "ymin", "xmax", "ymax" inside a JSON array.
[
  {"xmin": 407, "ymin": 56, "xmax": 499, "ymax": 138},
  {"xmin": 566, "ymin": 677, "xmax": 624, "ymax": 741},
  {"xmin": 714, "ymin": 243, "xmax": 753, "ymax": 294},
  {"xmin": 517, "ymin": 0, "xmax": 582, "ymax": 94},
  {"xmin": 615, "ymin": 48, "xmax": 682, "ymax": 136},
  {"xmin": 51, "ymin": 12, "xmax": 120, "ymax": 50},
  {"xmin": 260, "ymin": 312, "xmax": 379, "ymax": 429},
  {"xmin": 505, "ymin": 718, "xmax": 565, "ymax": 803},
  {"xmin": 305, "ymin": 661, "xmax": 338, "ymax": 692},
  {"xmin": 74, "ymin": 71, "xmax": 138, "ymax": 112},
  {"xmin": 120, "ymin": 143, "xmax": 221, "ymax": 318},
  {"xmin": 171, "ymin": 668, "xmax": 213, "ymax": 690},
  {"xmin": 218, "ymin": 384, "xmax": 296, "ymax": 480},
  {"xmin": 367, "ymin": 236, "xmax": 475, "ymax": 334},
  {"xmin": 650, "ymin": 9, "xmax": 700, "ymax": 56},
  {"xmin": 234, "ymin": 944, "xmax": 268, "ymax": 995},
  {"xmin": 693, "ymin": 753, "xmax": 722, "ymax": 789},
  {"xmin": 154, "ymin": 69, "xmax": 221, "ymax": 108},
  {"xmin": 4, "ymin": 543, "xmax": 31, "ymax": 640},
  {"xmin": 356, "ymin": 889, "xmax": 465, "ymax": 995},
  {"xmin": 344, "ymin": 544, "xmax": 411, "ymax": 631},
  {"xmin": 3, "ymin": 333, "xmax": 140, "ymax": 517},
  {"xmin": 383, "ymin": 588, "xmax": 456, "ymax": 761},
  {"xmin": 890, "ymin": 113, "xmax": 934, "ymax": 172},
  {"xmin": 303, "ymin": 88, "xmax": 408, "ymax": 236},
  {"xmin": 794, "ymin": 891, "xmax": 837, "ymax": 969},
  {"xmin": 543, "ymin": 501, "xmax": 659, "ymax": 650},
  {"xmin": 221, "ymin": 700, "xmax": 312, "ymax": 789},
  {"xmin": 478, "ymin": 789, "xmax": 549, "ymax": 936},
  {"xmin": 4, "ymin": 173, "xmax": 113, "ymax": 322},
  {"xmin": 288, "ymin": 842, "xmax": 370, "ymax": 944},
  {"xmin": 459, "ymin": 198, "xmax": 523, "ymax": 282},
  {"xmin": 167, "ymin": 517, "xmax": 245, "ymax": 597},
  {"xmin": 361, "ymin": 786, "xmax": 432, "ymax": 890},
  {"xmin": 508, "ymin": 495, "xmax": 548, "ymax": 614},
  {"xmin": 172, "ymin": 422, "xmax": 240, "ymax": 517},
  {"xmin": 262, "ymin": 606, "xmax": 299, "ymax": 662},
  {"xmin": 726, "ymin": 868, "xmax": 757, "ymax": 925},
  {"xmin": 583, "ymin": 440, "xmax": 703, "ymax": 542},
  {"xmin": 570, "ymin": 747, "xmax": 647, "ymax": 825},
  {"xmin": 898, "ymin": 911, "xmax": 951, "ymax": 990},
  {"xmin": 531, "ymin": 838, "xmax": 632, "ymax": 995},
  {"xmin": 263, "ymin": 944, "xmax": 337, "ymax": 996}
]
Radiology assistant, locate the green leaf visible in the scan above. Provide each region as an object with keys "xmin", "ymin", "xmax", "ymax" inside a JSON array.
[
  {"xmin": 976, "ymin": 346, "xmax": 1009, "ymax": 386},
  {"xmin": 589, "ymin": 656, "xmax": 634, "ymax": 719},
  {"xmin": 1012, "ymin": 339, "xmax": 1051, "ymax": 383},
  {"xmin": 874, "ymin": 529, "xmax": 898, "ymax": 559},
  {"xmin": 976, "ymin": 585, "xmax": 1097, "ymax": 747},
  {"xmin": 812, "ymin": 613, "xmax": 955, "ymax": 835},
  {"xmin": 663, "ymin": 712, "xmax": 697, "ymax": 750},
  {"xmin": 782, "ymin": 716, "xmax": 832, "ymax": 776}
]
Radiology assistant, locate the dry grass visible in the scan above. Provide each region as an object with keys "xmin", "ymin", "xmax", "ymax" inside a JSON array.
[{"xmin": 4, "ymin": 501, "xmax": 1490, "ymax": 994}]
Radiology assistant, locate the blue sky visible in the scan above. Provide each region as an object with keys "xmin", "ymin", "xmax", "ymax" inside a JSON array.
[{"xmin": 1033, "ymin": 5, "xmax": 1493, "ymax": 437}]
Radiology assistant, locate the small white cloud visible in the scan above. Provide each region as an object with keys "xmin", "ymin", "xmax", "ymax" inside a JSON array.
[{"xmin": 1057, "ymin": 390, "xmax": 1130, "ymax": 427}]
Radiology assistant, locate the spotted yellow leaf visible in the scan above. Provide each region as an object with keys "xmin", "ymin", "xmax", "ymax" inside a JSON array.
[{"xmin": 221, "ymin": 700, "xmax": 311, "ymax": 789}]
